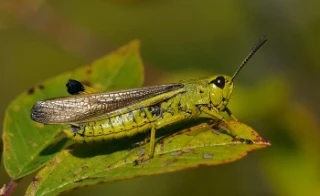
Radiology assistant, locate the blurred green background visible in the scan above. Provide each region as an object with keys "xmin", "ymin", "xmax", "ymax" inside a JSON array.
[{"xmin": 1, "ymin": 0, "xmax": 319, "ymax": 195}]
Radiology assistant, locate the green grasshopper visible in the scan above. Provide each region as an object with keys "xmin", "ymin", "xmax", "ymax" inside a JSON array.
[{"xmin": 31, "ymin": 37, "xmax": 266, "ymax": 163}]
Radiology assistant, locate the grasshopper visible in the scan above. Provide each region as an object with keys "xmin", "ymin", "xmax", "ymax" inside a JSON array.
[{"xmin": 31, "ymin": 37, "xmax": 266, "ymax": 163}]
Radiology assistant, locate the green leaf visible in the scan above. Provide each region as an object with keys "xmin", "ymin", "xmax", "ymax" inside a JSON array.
[
  {"xmin": 2, "ymin": 40, "xmax": 143, "ymax": 179},
  {"xmin": 25, "ymin": 121, "xmax": 269, "ymax": 196}
]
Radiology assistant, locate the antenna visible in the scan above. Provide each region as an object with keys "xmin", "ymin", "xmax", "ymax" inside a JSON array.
[{"xmin": 231, "ymin": 36, "xmax": 267, "ymax": 81}]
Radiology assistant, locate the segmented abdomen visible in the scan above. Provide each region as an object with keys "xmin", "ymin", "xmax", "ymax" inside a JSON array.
[{"xmin": 63, "ymin": 105, "xmax": 162, "ymax": 142}]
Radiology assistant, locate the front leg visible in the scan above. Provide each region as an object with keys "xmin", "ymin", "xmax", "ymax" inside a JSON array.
[
  {"xmin": 224, "ymin": 107, "xmax": 238, "ymax": 121},
  {"xmin": 199, "ymin": 107, "xmax": 237, "ymax": 138}
]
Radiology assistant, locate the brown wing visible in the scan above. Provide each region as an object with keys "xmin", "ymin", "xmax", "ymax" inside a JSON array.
[{"xmin": 30, "ymin": 84, "xmax": 184, "ymax": 124}]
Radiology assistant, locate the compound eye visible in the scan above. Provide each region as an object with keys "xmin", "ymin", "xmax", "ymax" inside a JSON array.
[{"xmin": 211, "ymin": 76, "xmax": 225, "ymax": 89}]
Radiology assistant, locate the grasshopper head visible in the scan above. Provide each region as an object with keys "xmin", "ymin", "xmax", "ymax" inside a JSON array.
[
  {"xmin": 207, "ymin": 75, "xmax": 233, "ymax": 111},
  {"xmin": 207, "ymin": 36, "xmax": 267, "ymax": 112}
]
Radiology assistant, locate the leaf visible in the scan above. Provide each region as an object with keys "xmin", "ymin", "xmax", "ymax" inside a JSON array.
[
  {"xmin": 25, "ymin": 121, "xmax": 269, "ymax": 196},
  {"xmin": 2, "ymin": 40, "xmax": 144, "ymax": 179}
]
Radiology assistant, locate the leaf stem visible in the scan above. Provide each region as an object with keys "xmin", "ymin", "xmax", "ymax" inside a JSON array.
[{"xmin": 4, "ymin": 179, "xmax": 19, "ymax": 196}]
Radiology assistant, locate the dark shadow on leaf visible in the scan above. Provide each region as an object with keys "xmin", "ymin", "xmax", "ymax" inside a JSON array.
[
  {"xmin": 39, "ymin": 137, "xmax": 69, "ymax": 156},
  {"xmin": 68, "ymin": 118, "xmax": 224, "ymax": 158},
  {"xmin": 70, "ymin": 132, "xmax": 149, "ymax": 158}
]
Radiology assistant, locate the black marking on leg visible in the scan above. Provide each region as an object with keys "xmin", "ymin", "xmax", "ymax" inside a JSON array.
[
  {"xmin": 129, "ymin": 111, "xmax": 136, "ymax": 123},
  {"xmin": 71, "ymin": 125, "xmax": 82, "ymax": 137},
  {"xmin": 150, "ymin": 105, "xmax": 162, "ymax": 117},
  {"xmin": 66, "ymin": 79, "xmax": 85, "ymax": 95}
]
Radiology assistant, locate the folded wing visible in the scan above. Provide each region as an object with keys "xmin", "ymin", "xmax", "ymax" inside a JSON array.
[{"xmin": 31, "ymin": 84, "xmax": 184, "ymax": 124}]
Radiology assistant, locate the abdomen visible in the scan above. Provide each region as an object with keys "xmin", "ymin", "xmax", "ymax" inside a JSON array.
[{"xmin": 63, "ymin": 105, "xmax": 161, "ymax": 142}]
